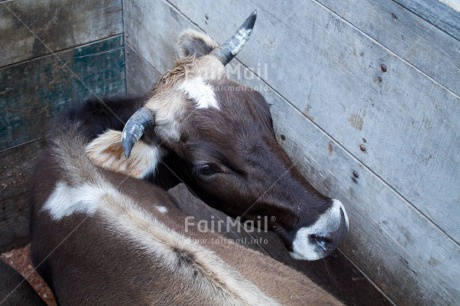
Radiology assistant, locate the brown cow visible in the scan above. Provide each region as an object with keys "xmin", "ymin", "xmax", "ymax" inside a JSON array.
[
  {"xmin": 84, "ymin": 11, "xmax": 349, "ymax": 261},
  {"xmin": 30, "ymin": 120, "xmax": 343, "ymax": 305}
]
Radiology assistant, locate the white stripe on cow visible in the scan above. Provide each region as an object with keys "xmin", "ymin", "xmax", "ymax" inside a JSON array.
[{"xmin": 178, "ymin": 77, "xmax": 219, "ymax": 109}]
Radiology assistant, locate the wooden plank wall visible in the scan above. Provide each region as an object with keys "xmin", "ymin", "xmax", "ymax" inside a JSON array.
[
  {"xmin": 124, "ymin": 0, "xmax": 460, "ymax": 305},
  {"xmin": 0, "ymin": 0, "xmax": 125, "ymax": 252}
]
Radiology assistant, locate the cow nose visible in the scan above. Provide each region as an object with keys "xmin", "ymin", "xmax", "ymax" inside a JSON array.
[
  {"xmin": 310, "ymin": 233, "xmax": 333, "ymax": 252},
  {"xmin": 290, "ymin": 199, "xmax": 349, "ymax": 261},
  {"xmin": 310, "ymin": 201, "xmax": 349, "ymax": 252}
]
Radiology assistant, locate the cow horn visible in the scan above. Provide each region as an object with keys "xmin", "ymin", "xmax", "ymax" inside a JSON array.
[
  {"xmin": 121, "ymin": 107, "xmax": 155, "ymax": 158},
  {"xmin": 212, "ymin": 10, "xmax": 257, "ymax": 65}
]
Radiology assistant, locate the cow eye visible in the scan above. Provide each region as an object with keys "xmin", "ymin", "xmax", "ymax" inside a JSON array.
[{"xmin": 196, "ymin": 164, "xmax": 220, "ymax": 176}]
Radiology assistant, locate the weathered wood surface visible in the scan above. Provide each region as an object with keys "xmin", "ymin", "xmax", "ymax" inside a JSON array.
[
  {"xmin": 168, "ymin": 0, "xmax": 460, "ymax": 244},
  {"xmin": 125, "ymin": 44, "xmax": 161, "ymax": 96},
  {"xmin": 124, "ymin": 0, "xmax": 195, "ymax": 75},
  {"xmin": 124, "ymin": 0, "xmax": 460, "ymax": 304},
  {"xmin": 169, "ymin": 184, "xmax": 392, "ymax": 306},
  {"xmin": 0, "ymin": 0, "xmax": 123, "ymax": 67},
  {"xmin": 0, "ymin": 36, "xmax": 126, "ymax": 252},
  {"xmin": 392, "ymin": 0, "xmax": 460, "ymax": 41},
  {"xmin": 0, "ymin": 193, "xmax": 30, "ymax": 253},
  {"xmin": 316, "ymin": 0, "xmax": 460, "ymax": 96},
  {"xmin": 0, "ymin": 35, "xmax": 126, "ymax": 150},
  {"xmin": 0, "ymin": 139, "xmax": 43, "ymax": 252}
]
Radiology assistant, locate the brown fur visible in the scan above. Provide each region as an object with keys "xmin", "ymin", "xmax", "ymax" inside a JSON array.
[
  {"xmin": 86, "ymin": 129, "xmax": 162, "ymax": 178},
  {"xmin": 87, "ymin": 28, "xmax": 348, "ymax": 261},
  {"xmin": 177, "ymin": 30, "xmax": 219, "ymax": 59},
  {"xmin": 0, "ymin": 260, "xmax": 45, "ymax": 305},
  {"xmin": 30, "ymin": 125, "xmax": 342, "ymax": 305}
]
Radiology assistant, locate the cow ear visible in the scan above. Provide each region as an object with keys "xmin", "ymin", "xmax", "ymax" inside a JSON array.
[
  {"xmin": 177, "ymin": 30, "xmax": 218, "ymax": 58},
  {"xmin": 85, "ymin": 130, "xmax": 162, "ymax": 179}
]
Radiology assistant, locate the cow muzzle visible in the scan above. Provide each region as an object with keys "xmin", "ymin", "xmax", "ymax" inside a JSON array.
[{"xmin": 290, "ymin": 199, "xmax": 349, "ymax": 260}]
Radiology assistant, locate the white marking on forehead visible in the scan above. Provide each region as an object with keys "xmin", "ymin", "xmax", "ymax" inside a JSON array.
[
  {"xmin": 155, "ymin": 205, "xmax": 168, "ymax": 214},
  {"xmin": 178, "ymin": 77, "xmax": 219, "ymax": 109}
]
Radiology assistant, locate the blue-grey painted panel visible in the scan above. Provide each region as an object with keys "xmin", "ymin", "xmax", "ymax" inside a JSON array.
[
  {"xmin": 0, "ymin": 0, "xmax": 123, "ymax": 67},
  {"xmin": 0, "ymin": 36, "xmax": 126, "ymax": 252},
  {"xmin": 0, "ymin": 35, "xmax": 126, "ymax": 150}
]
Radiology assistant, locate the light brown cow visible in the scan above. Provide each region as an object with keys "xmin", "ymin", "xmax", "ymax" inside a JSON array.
[
  {"xmin": 31, "ymin": 121, "xmax": 343, "ymax": 305},
  {"xmin": 84, "ymin": 11, "xmax": 349, "ymax": 261}
]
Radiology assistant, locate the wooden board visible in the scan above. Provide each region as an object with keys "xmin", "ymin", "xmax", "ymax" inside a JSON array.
[
  {"xmin": 0, "ymin": 0, "xmax": 123, "ymax": 67},
  {"xmin": 168, "ymin": 0, "xmax": 460, "ymax": 244},
  {"xmin": 392, "ymin": 0, "xmax": 460, "ymax": 41},
  {"xmin": 0, "ymin": 36, "xmax": 126, "ymax": 252},
  {"xmin": 123, "ymin": 0, "xmax": 201, "ymax": 75},
  {"xmin": 125, "ymin": 44, "xmax": 161, "ymax": 96},
  {"xmin": 316, "ymin": 0, "xmax": 460, "ymax": 96},
  {"xmin": 0, "ymin": 139, "xmax": 43, "ymax": 253},
  {"xmin": 0, "ymin": 35, "xmax": 126, "ymax": 150},
  {"xmin": 123, "ymin": 0, "xmax": 460, "ymax": 304},
  {"xmin": 0, "ymin": 194, "xmax": 30, "ymax": 253}
]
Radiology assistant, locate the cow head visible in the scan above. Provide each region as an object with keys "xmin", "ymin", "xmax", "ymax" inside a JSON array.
[{"xmin": 92, "ymin": 12, "xmax": 348, "ymax": 260}]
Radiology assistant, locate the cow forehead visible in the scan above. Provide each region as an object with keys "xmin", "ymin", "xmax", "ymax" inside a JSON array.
[
  {"xmin": 179, "ymin": 77, "xmax": 219, "ymax": 109},
  {"xmin": 141, "ymin": 52, "xmax": 271, "ymax": 146},
  {"xmin": 181, "ymin": 81, "xmax": 273, "ymax": 138},
  {"xmin": 178, "ymin": 78, "xmax": 263, "ymax": 116}
]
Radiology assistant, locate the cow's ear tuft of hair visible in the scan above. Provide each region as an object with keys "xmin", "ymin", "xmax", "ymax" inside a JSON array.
[{"xmin": 177, "ymin": 30, "xmax": 219, "ymax": 58}]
